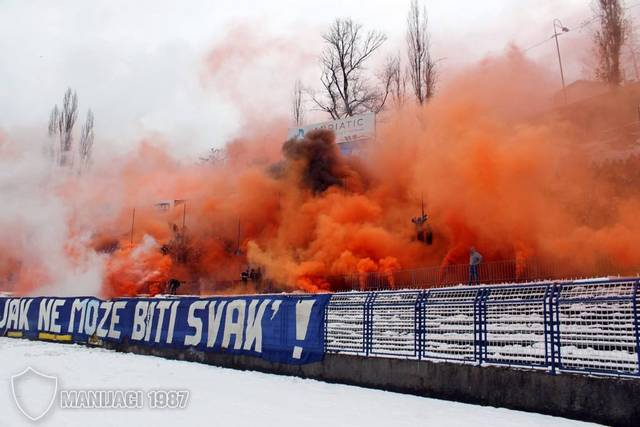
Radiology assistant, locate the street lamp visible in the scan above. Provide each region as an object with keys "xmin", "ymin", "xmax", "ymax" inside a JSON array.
[{"xmin": 553, "ymin": 18, "xmax": 570, "ymax": 104}]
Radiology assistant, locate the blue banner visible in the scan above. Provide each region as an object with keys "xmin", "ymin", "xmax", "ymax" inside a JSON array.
[{"xmin": 0, "ymin": 294, "xmax": 330, "ymax": 365}]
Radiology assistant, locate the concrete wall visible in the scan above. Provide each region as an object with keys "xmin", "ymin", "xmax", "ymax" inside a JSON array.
[{"xmin": 102, "ymin": 341, "xmax": 639, "ymax": 426}]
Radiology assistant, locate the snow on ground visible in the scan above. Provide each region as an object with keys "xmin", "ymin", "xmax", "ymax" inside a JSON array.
[{"xmin": 0, "ymin": 338, "xmax": 600, "ymax": 427}]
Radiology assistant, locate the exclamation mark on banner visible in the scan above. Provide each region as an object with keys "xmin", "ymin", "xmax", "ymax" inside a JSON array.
[{"xmin": 292, "ymin": 300, "xmax": 315, "ymax": 359}]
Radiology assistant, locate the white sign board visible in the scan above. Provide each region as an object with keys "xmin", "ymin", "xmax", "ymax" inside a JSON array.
[{"xmin": 287, "ymin": 112, "xmax": 375, "ymax": 144}]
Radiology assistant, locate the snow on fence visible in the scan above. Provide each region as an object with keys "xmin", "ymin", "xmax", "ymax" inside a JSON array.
[{"xmin": 324, "ymin": 279, "xmax": 640, "ymax": 377}]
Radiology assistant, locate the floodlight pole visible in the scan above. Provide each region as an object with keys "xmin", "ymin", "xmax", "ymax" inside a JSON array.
[
  {"xmin": 236, "ymin": 218, "xmax": 241, "ymax": 255},
  {"xmin": 182, "ymin": 201, "xmax": 187, "ymax": 231},
  {"xmin": 130, "ymin": 208, "xmax": 136, "ymax": 248},
  {"xmin": 553, "ymin": 19, "xmax": 569, "ymax": 104}
]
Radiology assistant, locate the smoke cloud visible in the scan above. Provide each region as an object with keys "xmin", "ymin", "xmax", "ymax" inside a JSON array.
[{"xmin": 2, "ymin": 45, "xmax": 640, "ymax": 297}]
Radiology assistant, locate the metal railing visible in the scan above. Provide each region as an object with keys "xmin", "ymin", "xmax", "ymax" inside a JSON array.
[
  {"xmin": 3, "ymin": 258, "xmax": 635, "ymax": 299},
  {"xmin": 324, "ymin": 278, "xmax": 640, "ymax": 377},
  {"xmin": 325, "ymin": 258, "xmax": 637, "ymax": 291}
]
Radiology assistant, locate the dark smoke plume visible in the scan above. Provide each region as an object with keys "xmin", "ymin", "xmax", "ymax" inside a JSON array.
[{"xmin": 282, "ymin": 129, "xmax": 350, "ymax": 194}]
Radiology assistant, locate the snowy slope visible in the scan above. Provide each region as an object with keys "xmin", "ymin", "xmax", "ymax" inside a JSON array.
[{"xmin": 0, "ymin": 338, "xmax": 600, "ymax": 427}]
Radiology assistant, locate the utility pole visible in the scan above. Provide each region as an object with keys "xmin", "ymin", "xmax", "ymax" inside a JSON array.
[
  {"xmin": 172, "ymin": 199, "xmax": 187, "ymax": 245},
  {"xmin": 182, "ymin": 201, "xmax": 187, "ymax": 231},
  {"xmin": 412, "ymin": 193, "xmax": 431, "ymax": 245},
  {"xmin": 129, "ymin": 208, "xmax": 136, "ymax": 248},
  {"xmin": 235, "ymin": 218, "xmax": 242, "ymax": 256},
  {"xmin": 180, "ymin": 200, "xmax": 187, "ymax": 247},
  {"xmin": 553, "ymin": 19, "xmax": 570, "ymax": 104}
]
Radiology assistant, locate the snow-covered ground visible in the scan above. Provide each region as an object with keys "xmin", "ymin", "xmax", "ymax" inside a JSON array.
[{"xmin": 0, "ymin": 338, "xmax": 600, "ymax": 427}]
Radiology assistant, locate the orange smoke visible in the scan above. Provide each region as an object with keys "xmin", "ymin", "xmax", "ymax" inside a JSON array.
[{"xmin": 3, "ymin": 47, "xmax": 640, "ymax": 297}]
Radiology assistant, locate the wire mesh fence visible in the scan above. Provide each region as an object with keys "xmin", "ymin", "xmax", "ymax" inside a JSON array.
[
  {"xmin": 324, "ymin": 279, "xmax": 640, "ymax": 377},
  {"xmin": 556, "ymin": 280, "xmax": 640, "ymax": 375},
  {"xmin": 422, "ymin": 288, "xmax": 478, "ymax": 362},
  {"xmin": 370, "ymin": 292, "xmax": 419, "ymax": 358},
  {"xmin": 484, "ymin": 285, "xmax": 550, "ymax": 368},
  {"xmin": 325, "ymin": 292, "xmax": 368, "ymax": 356}
]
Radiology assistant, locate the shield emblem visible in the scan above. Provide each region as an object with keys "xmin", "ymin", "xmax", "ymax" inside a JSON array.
[{"xmin": 10, "ymin": 367, "xmax": 58, "ymax": 421}]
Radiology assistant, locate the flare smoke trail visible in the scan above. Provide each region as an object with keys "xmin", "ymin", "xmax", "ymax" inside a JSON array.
[{"xmin": 1, "ymin": 47, "xmax": 640, "ymax": 297}]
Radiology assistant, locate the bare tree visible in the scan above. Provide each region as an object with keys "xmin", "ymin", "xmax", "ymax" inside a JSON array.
[
  {"xmin": 375, "ymin": 56, "xmax": 398, "ymax": 113},
  {"xmin": 384, "ymin": 54, "xmax": 407, "ymax": 108},
  {"xmin": 49, "ymin": 88, "xmax": 78, "ymax": 167},
  {"xmin": 48, "ymin": 105, "xmax": 59, "ymax": 137},
  {"xmin": 60, "ymin": 88, "xmax": 78, "ymax": 166},
  {"xmin": 79, "ymin": 109, "xmax": 94, "ymax": 171},
  {"xmin": 47, "ymin": 88, "xmax": 95, "ymax": 170},
  {"xmin": 624, "ymin": 20, "xmax": 640, "ymax": 81},
  {"xmin": 292, "ymin": 79, "xmax": 305, "ymax": 126},
  {"xmin": 47, "ymin": 105, "xmax": 60, "ymax": 162},
  {"xmin": 200, "ymin": 147, "xmax": 227, "ymax": 166},
  {"xmin": 406, "ymin": 0, "xmax": 437, "ymax": 104},
  {"xmin": 593, "ymin": 0, "xmax": 628, "ymax": 85},
  {"xmin": 312, "ymin": 18, "xmax": 388, "ymax": 119}
]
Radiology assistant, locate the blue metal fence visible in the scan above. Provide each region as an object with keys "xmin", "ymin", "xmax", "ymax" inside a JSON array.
[{"xmin": 324, "ymin": 278, "xmax": 640, "ymax": 377}]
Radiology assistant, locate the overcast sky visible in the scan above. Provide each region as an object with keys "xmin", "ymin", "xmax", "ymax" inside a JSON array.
[{"xmin": 0, "ymin": 0, "xmax": 632, "ymax": 158}]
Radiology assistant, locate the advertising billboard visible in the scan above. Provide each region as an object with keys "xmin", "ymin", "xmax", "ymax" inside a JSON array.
[{"xmin": 287, "ymin": 112, "xmax": 375, "ymax": 145}]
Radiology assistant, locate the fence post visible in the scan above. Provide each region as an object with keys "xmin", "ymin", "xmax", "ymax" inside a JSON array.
[
  {"xmin": 542, "ymin": 284, "xmax": 552, "ymax": 372},
  {"xmin": 481, "ymin": 288, "xmax": 489, "ymax": 362},
  {"xmin": 362, "ymin": 293, "xmax": 369, "ymax": 355},
  {"xmin": 554, "ymin": 283, "xmax": 563, "ymax": 372},
  {"xmin": 323, "ymin": 297, "xmax": 330, "ymax": 355},
  {"xmin": 546, "ymin": 283, "xmax": 562, "ymax": 375},
  {"xmin": 632, "ymin": 281, "xmax": 640, "ymax": 375},
  {"xmin": 473, "ymin": 288, "xmax": 489, "ymax": 365},
  {"xmin": 415, "ymin": 291, "xmax": 428, "ymax": 361},
  {"xmin": 473, "ymin": 289, "xmax": 480, "ymax": 364},
  {"xmin": 363, "ymin": 292, "xmax": 376, "ymax": 356}
]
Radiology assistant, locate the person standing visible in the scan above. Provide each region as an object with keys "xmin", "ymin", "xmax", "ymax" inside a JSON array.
[
  {"xmin": 167, "ymin": 278, "xmax": 181, "ymax": 295},
  {"xmin": 469, "ymin": 247, "xmax": 483, "ymax": 286}
]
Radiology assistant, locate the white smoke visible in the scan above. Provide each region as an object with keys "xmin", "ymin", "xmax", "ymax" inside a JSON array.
[{"xmin": 0, "ymin": 130, "xmax": 104, "ymax": 296}]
